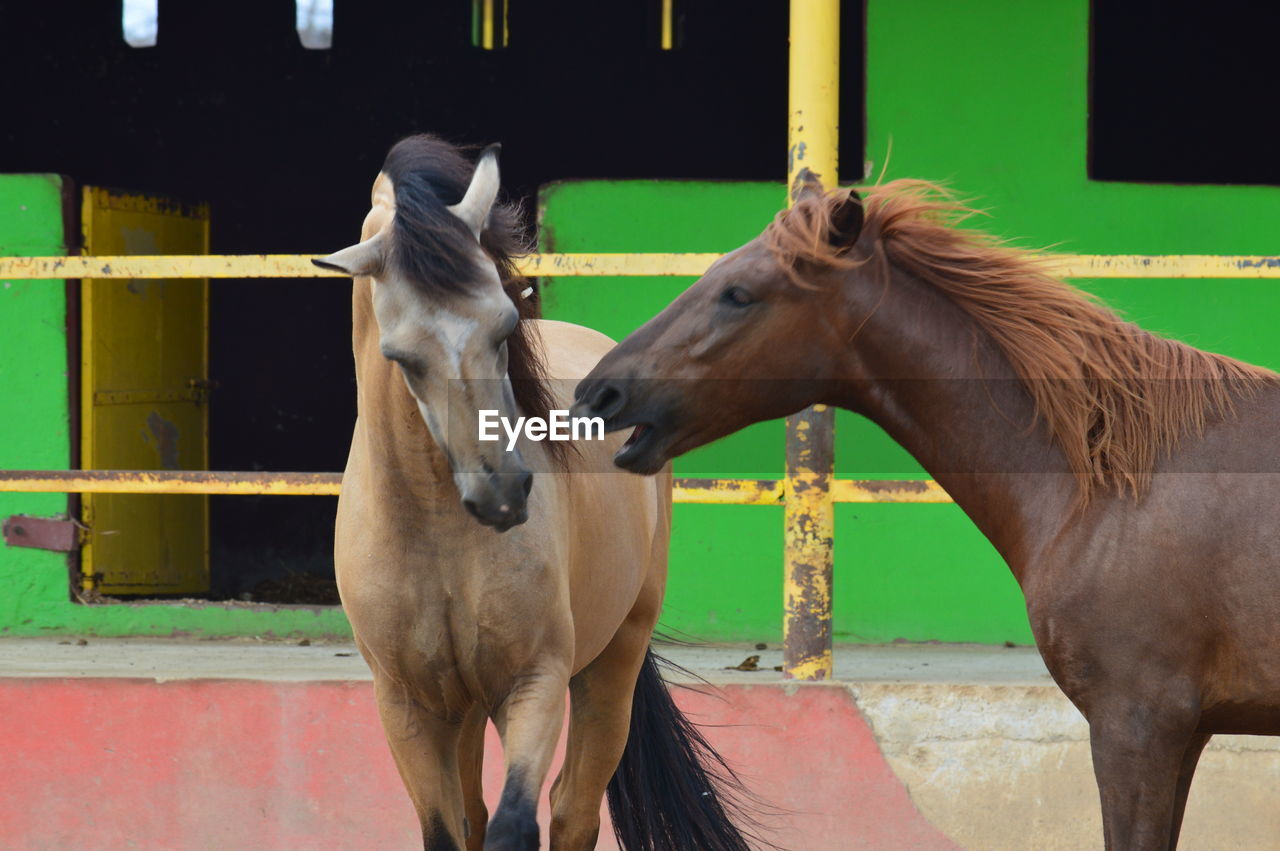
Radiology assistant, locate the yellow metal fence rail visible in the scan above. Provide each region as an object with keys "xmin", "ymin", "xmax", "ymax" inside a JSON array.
[
  {"xmin": 0, "ymin": 470, "xmax": 953, "ymax": 503},
  {"xmin": 6, "ymin": 253, "xmax": 1280, "ymax": 280}
]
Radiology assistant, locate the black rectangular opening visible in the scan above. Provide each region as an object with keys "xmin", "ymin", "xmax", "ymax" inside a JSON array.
[{"xmin": 1091, "ymin": 0, "xmax": 1280, "ymax": 185}]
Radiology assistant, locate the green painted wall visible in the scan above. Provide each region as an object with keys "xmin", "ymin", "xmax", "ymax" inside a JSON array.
[
  {"xmin": 0, "ymin": 175, "xmax": 351, "ymax": 638},
  {"xmin": 541, "ymin": 0, "xmax": 1280, "ymax": 644}
]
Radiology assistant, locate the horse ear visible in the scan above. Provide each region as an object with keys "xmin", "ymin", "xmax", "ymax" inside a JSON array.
[
  {"xmin": 448, "ymin": 143, "xmax": 502, "ymax": 239},
  {"xmin": 829, "ymin": 189, "xmax": 864, "ymax": 252},
  {"xmin": 312, "ymin": 230, "xmax": 387, "ymax": 276},
  {"xmin": 790, "ymin": 169, "xmax": 864, "ymax": 252}
]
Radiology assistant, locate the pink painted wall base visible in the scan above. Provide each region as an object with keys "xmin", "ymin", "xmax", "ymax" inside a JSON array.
[{"xmin": 0, "ymin": 678, "xmax": 953, "ymax": 850}]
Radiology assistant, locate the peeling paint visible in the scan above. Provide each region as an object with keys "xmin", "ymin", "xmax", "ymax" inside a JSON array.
[
  {"xmin": 145, "ymin": 411, "xmax": 181, "ymax": 470},
  {"xmin": 785, "ymin": 404, "xmax": 835, "ymax": 680}
]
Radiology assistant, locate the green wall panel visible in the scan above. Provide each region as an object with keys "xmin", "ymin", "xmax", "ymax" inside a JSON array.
[{"xmin": 0, "ymin": 175, "xmax": 77, "ymax": 633}]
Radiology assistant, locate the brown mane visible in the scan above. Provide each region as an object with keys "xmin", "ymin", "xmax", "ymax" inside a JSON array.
[{"xmin": 766, "ymin": 179, "xmax": 1278, "ymax": 501}]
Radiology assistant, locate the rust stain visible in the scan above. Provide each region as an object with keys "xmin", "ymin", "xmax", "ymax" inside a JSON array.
[
  {"xmin": 673, "ymin": 478, "xmax": 784, "ymax": 505},
  {"xmin": 858, "ymin": 478, "xmax": 929, "ymax": 494},
  {"xmin": 145, "ymin": 411, "xmax": 182, "ymax": 470},
  {"xmin": 678, "ymin": 477, "xmax": 774, "ymax": 491}
]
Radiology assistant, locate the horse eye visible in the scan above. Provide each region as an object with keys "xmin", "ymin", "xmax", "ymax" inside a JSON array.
[
  {"xmin": 720, "ymin": 285, "xmax": 754, "ymax": 307},
  {"xmin": 381, "ymin": 346, "xmax": 427, "ymax": 377}
]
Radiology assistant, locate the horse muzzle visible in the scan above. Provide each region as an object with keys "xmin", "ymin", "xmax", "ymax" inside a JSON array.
[
  {"xmin": 572, "ymin": 379, "xmax": 680, "ymax": 475},
  {"xmin": 460, "ymin": 468, "xmax": 533, "ymax": 532}
]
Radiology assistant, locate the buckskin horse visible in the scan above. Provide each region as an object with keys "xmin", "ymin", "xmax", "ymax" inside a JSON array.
[
  {"xmin": 573, "ymin": 175, "xmax": 1280, "ymax": 850},
  {"xmin": 315, "ymin": 135, "xmax": 758, "ymax": 851}
]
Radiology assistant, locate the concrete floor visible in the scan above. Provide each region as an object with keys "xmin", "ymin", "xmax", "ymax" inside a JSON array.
[{"xmin": 0, "ymin": 636, "xmax": 1053, "ymax": 685}]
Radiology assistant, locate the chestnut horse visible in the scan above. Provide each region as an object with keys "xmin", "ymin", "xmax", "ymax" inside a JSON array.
[
  {"xmin": 574, "ymin": 174, "xmax": 1280, "ymax": 850},
  {"xmin": 315, "ymin": 135, "xmax": 757, "ymax": 851}
]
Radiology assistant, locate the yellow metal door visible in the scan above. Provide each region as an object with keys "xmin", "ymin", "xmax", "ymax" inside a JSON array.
[{"xmin": 80, "ymin": 188, "xmax": 210, "ymax": 595}]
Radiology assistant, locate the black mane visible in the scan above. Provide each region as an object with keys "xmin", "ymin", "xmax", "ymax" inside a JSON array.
[
  {"xmin": 381, "ymin": 134, "xmax": 525, "ymax": 292},
  {"xmin": 380, "ymin": 134, "xmax": 565, "ymax": 462}
]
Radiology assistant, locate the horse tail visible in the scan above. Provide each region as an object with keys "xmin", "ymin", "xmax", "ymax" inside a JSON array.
[{"xmin": 605, "ymin": 647, "xmax": 774, "ymax": 851}]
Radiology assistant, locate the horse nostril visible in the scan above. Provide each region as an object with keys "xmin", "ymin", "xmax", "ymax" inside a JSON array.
[
  {"xmin": 520, "ymin": 471, "xmax": 533, "ymax": 498},
  {"xmin": 462, "ymin": 498, "xmax": 482, "ymax": 520},
  {"xmin": 591, "ymin": 383, "xmax": 626, "ymax": 419}
]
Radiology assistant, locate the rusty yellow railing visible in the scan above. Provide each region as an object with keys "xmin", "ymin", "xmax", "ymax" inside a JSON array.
[
  {"xmin": 0, "ymin": 470, "xmax": 954, "ymax": 502},
  {"xmin": 4, "ymin": 253, "xmax": 1280, "ymax": 281}
]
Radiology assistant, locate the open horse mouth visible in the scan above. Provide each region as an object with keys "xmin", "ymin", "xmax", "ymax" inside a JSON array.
[
  {"xmin": 568, "ymin": 385, "xmax": 676, "ymax": 474},
  {"xmin": 623, "ymin": 424, "xmax": 649, "ymax": 449},
  {"xmin": 614, "ymin": 423, "xmax": 664, "ymax": 472}
]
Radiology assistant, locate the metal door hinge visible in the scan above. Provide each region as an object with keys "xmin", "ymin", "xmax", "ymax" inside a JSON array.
[{"xmin": 2, "ymin": 515, "xmax": 83, "ymax": 553}]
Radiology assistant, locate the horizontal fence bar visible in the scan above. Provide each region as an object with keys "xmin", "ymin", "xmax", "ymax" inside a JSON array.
[
  {"xmin": 832, "ymin": 478, "xmax": 952, "ymax": 503},
  {"xmin": 1047, "ymin": 255, "xmax": 1280, "ymax": 278},
  {"xmin": 4, "ymin": 254, "xmax": 1280, "ymax": 280},
  {"xmin": 674, "ymin": 478, "xmax": 783, "ymax": 505},
  {"xmin": 0, "ymin": 471, "xmax": 343, "ymax": 495},
  {"xmin": 0, "ymin": 470, "xmax": 953, "ymax": 503},
  {"xmin": 0, "ymin": 254, "xmax": 723, "ymax": 279}
]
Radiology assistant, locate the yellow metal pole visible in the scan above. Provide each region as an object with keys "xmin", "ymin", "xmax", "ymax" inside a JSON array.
[
  {"xmin": 482, "ymin": 0, "xmax": 495, "ymax": 50},
  {"xmin": 783, "ymin": 0, "xmax": 839, "ymax": 681},
  {"xmin": 661, "ymin": 0, "xmax": 675, "ymax": 50}
]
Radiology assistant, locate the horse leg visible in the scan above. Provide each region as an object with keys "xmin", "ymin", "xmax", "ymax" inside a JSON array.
[
  {"xmin": 548, "ymin": 613, "xmax": 654, "ymax": 850},
  {"xmin": 458, "ymin": 703, "xmax": 490, "ymax": 851},
  {"xmin": 486, "ymin": 667, "xmax": 571, "ymax": 850},
  {"xmin": 1087, "ymin": 697, "xmax": 1201, "ymax": 851},
  {"xmin": 1167, "ymin": 732, "xmax": 1211, "ymax": 849},
  {"xmin": 373, "ymin": 675, "xmax": 469, "ymax": 851}
]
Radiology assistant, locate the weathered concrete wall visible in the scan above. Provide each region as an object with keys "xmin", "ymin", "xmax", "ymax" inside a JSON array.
[
  {"xmin": 853, "ymin": 682, "xmax": 1280, "ymax": 850},
  {"xmin": 0, "ymin": 641, "xmax": 1274, "ymax": 849}
]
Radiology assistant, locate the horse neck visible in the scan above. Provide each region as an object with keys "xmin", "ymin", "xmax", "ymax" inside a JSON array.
[
  {"xmin": 828, "ymin": 263, "xmax": 1079, "ymax": 577},
  {"xmin": 350, "ymin": 279, "xmax": 455, "ymax": 498}
]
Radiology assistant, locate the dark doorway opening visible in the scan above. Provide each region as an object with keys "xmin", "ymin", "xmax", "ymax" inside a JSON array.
[{"xmin": 1091, "ymin": 0, "xmax": 1280, "ymax": 185}]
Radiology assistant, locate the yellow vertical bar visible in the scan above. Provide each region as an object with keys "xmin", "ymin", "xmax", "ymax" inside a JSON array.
[
  {"xmin": 787, "ymin": 0, "xmax": 840, "ymax": 191},
  {"xmin": 661, "ymin": 0, "xmax": 674, "ymax": 50},
  {"xmin": 783, "ymin": 0, "xmax": 839, "ymax": 681},
  {"xmin": 482, "ymin": 0, "xmax": 495, "ymax": 50},
  {"xmin": 200, "ymin": 210, "xmax": 212, "ymax": 581},
  {"xmin": 79, "ymin": 189, "xmax": 97, "ymax": 593}
]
